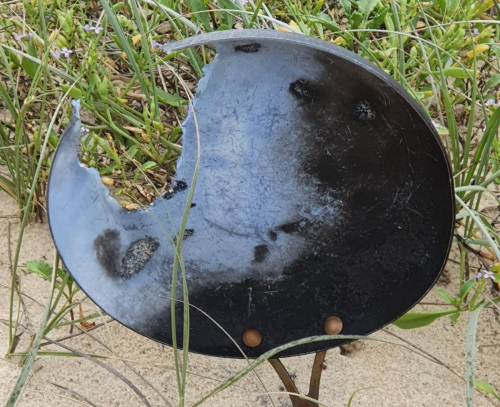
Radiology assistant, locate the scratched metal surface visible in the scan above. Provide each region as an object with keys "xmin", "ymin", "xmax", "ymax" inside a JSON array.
[{"xmin": 47, "ymin": 30, "xmax": 454, "ymax": 358}]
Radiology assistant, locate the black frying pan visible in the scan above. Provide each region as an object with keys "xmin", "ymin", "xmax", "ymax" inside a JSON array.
[{"xmin": 47, "ymin": 30, "xmax": 454, "ymax": 358}]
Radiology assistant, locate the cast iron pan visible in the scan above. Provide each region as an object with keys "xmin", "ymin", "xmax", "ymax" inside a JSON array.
[{"xmin": 47, "ymin": 30, "xmax": 455, "ymax": 358}]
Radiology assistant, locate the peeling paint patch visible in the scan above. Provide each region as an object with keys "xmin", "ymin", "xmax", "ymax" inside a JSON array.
[
  {"xmin": 93, "ymin": 230, "xmax": 159, "ymax": 278},
  {"xmin": 173, "ymin": 229, "xmax": 195, "ymax": 244},
  {"xmin": 122, "ymin": 237, "xmax": 160, "ymax": 277},
  {"xmin": 163, "ymin": 180, "xmax": 188, "ymax": 200},
  {"xmin": 235, "ymin": 43, "xmax": 261, "ymax": 53},
  {"xmin": 289, "ymin": 79, "xmax": 316, "ymax": 102},
  {"xmin": 355, "ymin": 100, "xmax": 376, "ymax": 120}
]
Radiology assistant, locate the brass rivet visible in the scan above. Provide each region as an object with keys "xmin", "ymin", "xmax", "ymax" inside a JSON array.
[
  {"xmin": 242, "ymin": 329, "xmax": 262, "ymax": 348},
  {"xmin": 324, "ymin": 316, "xmax": 343, "ymax": 335}
]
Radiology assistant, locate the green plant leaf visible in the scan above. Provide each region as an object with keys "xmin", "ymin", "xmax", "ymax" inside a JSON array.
[
  {"xmin": 113, "ymin": 1, "xmax": 125, "ymax": 12},
  {"xmin": 5, "ymin": 48, "xmax": 21, "ymax": 69},
  {"xmin": 351, "ymin": 11, "xmax": 364, "ymax": 28},
  {"xmin": 92, "ymin": 135, "xmax": 121, "ymax": 167},
  {"xmin": 218, "ymin": 0, "xmax": 236, "ymax": 27},
  {"xmin": 434, "ymin": 122, "xmax": 449, "ymax": 136},
  {"xmin": 140, "ymin": 161, "xmax": 157, "ymax": 171},
  {"xmin": 188, "ymin": 0, "xmax": 211, "ymax": 31},
  {"xmin": 56, "ymin": 268, "xmax": 74, "ymax": 290},
  {"xmin": 57, "ymin": 8, "xmax": 74, "ymax": 35},
  {"xmin": 474, "ymin": 380, "xmax": 500, "ymax": 399},
  {"xmin": 25, "ymin": 260, "xmax": 72, "ymax": 290},
  {"xmin": 48, "ymin": 130, "xmax": 59, "ymax": 149},
  {"xmin": 392, "ymin": 309, "xmax": 457, "ymax": 329},
  {"xmin": 459, "ymin": 279, "xmax": 476, "ymax": 302},
  {"xmin": 21, "ymin": 56, "xmax": 37, "ymax": 78},
  {"xmin": 443, "ymin": 68, "xmax": 475, "ymax": 79},
  {"xmin": 484, "ymin": 73, "xmax": 500, "ymax": 92},
  {"xmin": 355, "ymin": 0, "xmax": 381, "ymax": 16},
  {"xmin": 156, "ymin": 88, "xmax": 188, "ymax": 107},
  {"xmin": 370, "ymin": 6, "xmax": 388, "ymax": 29},
  {"xmin": 436, "ymin": 288, "xmax": 454, "ymax": 304},
  {"xmin": 449, "ymin": 312, "xmax": 460, "ymax": 324},
  {"xmin": 60, "ymin": 83, "xmax": 82, "ymax": 100},
  {"xmin": 217, "ymin": 24, "xmax": 232, "ymax": 31},
  {"xmin": 444, "ymin": 0, "xmax": 459, "ymax": 12},
  {"xmin": 25, "ymin": 260, "xmax": 53, "ymax": 282},
  {"xmin": 21, "ymin": 40, "xmax": 40, "ymax": 78},
  {"xmin": 298, "ymin": 21, "xmax": 311, "ymax": 36},
  {"xmin": 127, "ymin": 145, "xmax": 139, "ymax": 159},
  {"xmin": 134, "ymin": 161, "xmax": 157, "ymax": 181},
  {"xmin": 339, "ymin": 0, "xmax": 352, "ymax": 15}
]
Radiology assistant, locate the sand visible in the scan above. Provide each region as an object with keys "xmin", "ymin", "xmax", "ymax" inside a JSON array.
[{"xmin": 1, "ymin": 190, "xmax": 499, "ymax": 407}]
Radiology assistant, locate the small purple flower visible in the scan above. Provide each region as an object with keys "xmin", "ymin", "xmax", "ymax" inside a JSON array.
[
  {"xmin": 472, "ymin": 28, "xmax": 479, "ymax": 35},
  {"xmin": 477, "ymin": 269, "xmax": 494, "ymax": 280},
  {"xmin": 14, "ymin": 33, "xmax": 27, "ymax": 41},
  {"xmin": 483, "ymin": 125, "xmax": 487, "ymax": 132},
  {"xmin": 82, "ymin": 127, "xmax": 90, "ymax": 134},
  {"xmin": 151, "ymin": 39, "xmax": 160, "ymax": 49},
  {"xmin": 84, "ymin": 24, "xmax": 102, "ymax": 34},
  {"xmin": 61, "ymin": 47, "xmax": 72, "ymax": 59},
  {"xmin": 484, "ymin": 270, "xmax": 495, "ymax": 280},
  {"xmin": 28, "ymin": 32, "xmax": 33, "ymax": 39},
  {"xmin": 54, "ymin": 50, "xmax": 61, "ymax": 60},
  {"xmin": 485, "ymin": 99, "xmax": 495, "ymax": 106},
  {"xmin": 241, "ymin": 0, "xmax": 249, "ymax": 4}
]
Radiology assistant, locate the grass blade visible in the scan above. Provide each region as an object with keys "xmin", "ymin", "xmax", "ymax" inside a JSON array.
[
  {"xmin": 466, "ymin": 302, "xmax": 487, "ymax": 407},
  {"xmin": 6, "ymin": 253, "xmax": 59, "ymax": 407},
  {"xmin": 7, "ymin": 67, "xmax": 83, "ymax": 353},
  {"xmin": 193, "ymin": 335, "xmax": 390, "ymax": 406},
  {"xmin": 50, "ymin": 382, "xmax": 100, "ymax": 407},
  {"xmin": 129, "ymin": 0, "xmax": 160, "ymax": 118},
  {"xmin": 99, "ymin": 0, "xmax": 152, "ymax": 104},
  {"xmin": 42, "ymin": 337, "xmax": 151, "ymax": 407}
]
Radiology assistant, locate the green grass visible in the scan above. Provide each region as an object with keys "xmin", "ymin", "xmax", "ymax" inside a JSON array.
[{"xmin": 1, "ymin": 0, "xmax": 500, "ymax": 406}]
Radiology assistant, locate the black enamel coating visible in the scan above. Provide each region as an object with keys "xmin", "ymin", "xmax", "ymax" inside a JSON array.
[{"xmin": 47, "ymin": 30, "xmax": 454, "ymax": 358}]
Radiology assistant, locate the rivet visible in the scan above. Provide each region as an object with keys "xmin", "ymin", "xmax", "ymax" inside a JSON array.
[
  {"xmin": 242, "ymin": 328, "xmax": 262, "ymax": 348},
  {"xmin": 324, "ymin": 316, "xmax": 343, "ymax": 335}
]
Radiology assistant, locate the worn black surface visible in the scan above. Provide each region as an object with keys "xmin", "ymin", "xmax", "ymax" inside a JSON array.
[{"xmin": 47, "ymin": 30, "xmax": 454, "ymax": 358}]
